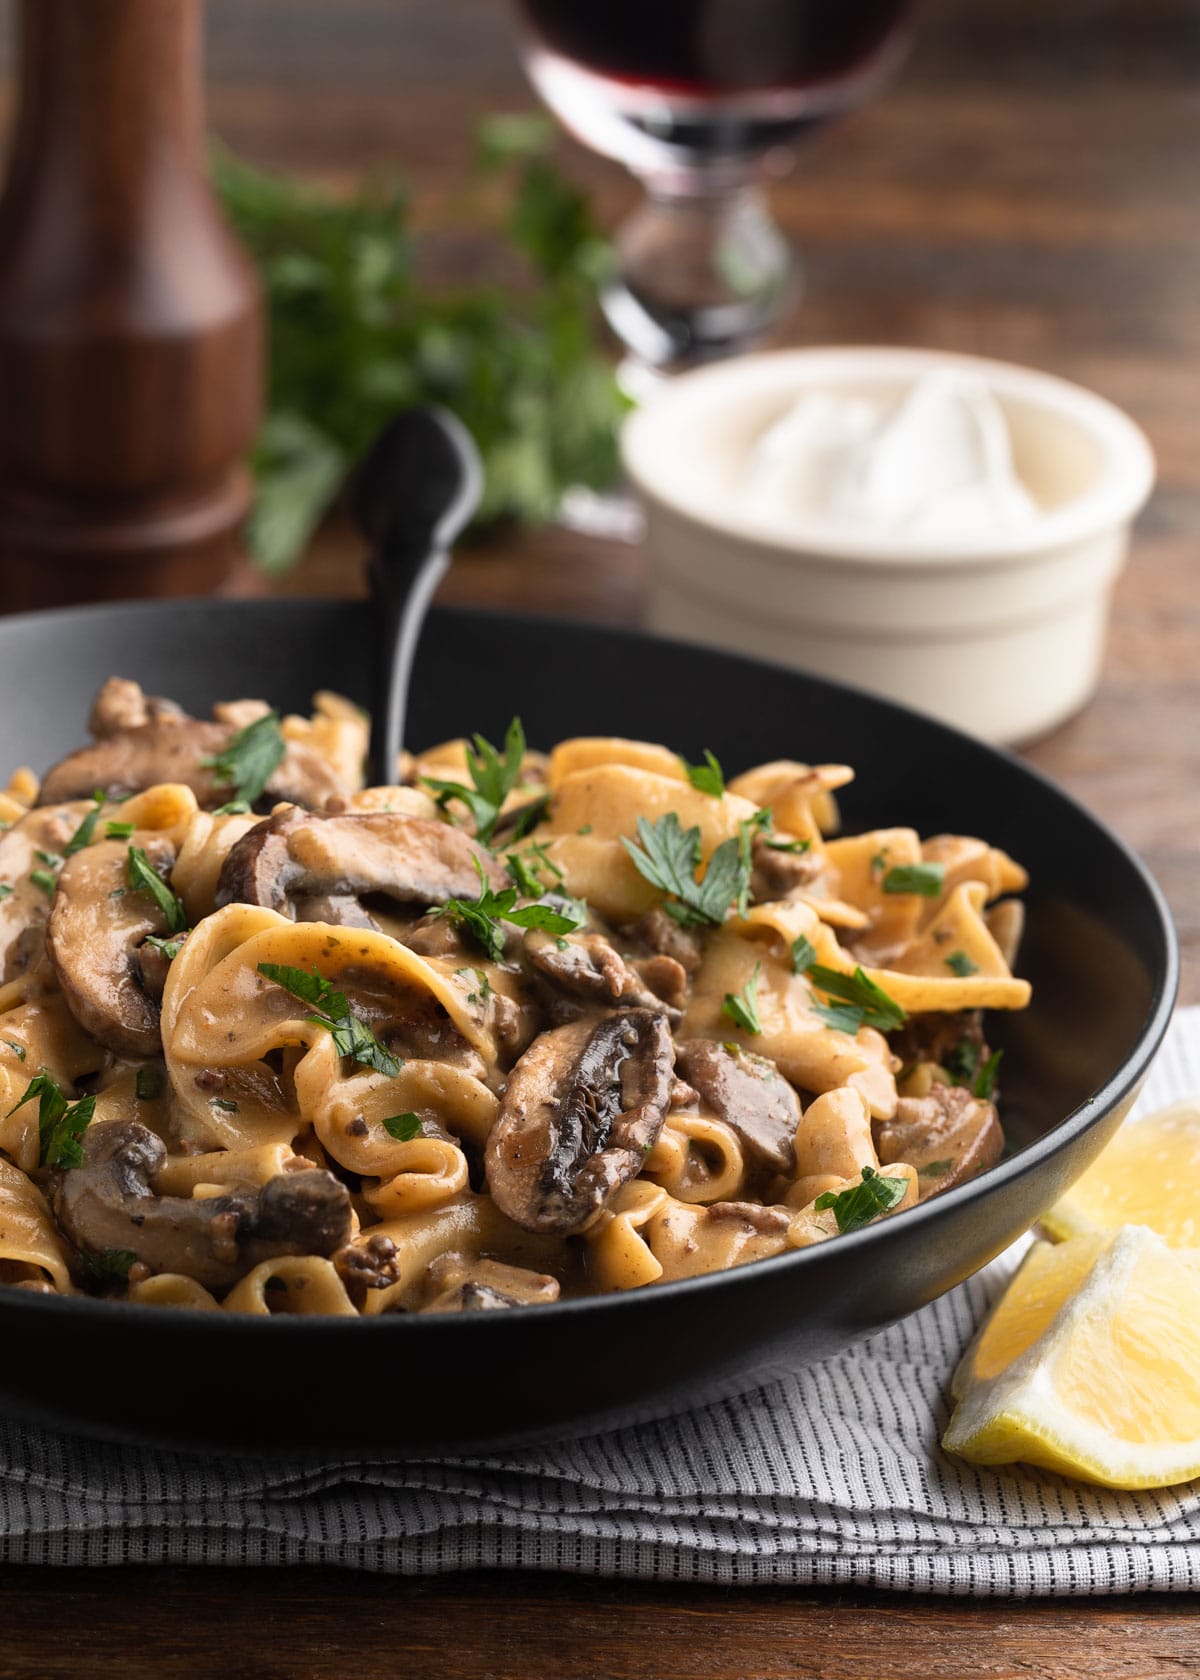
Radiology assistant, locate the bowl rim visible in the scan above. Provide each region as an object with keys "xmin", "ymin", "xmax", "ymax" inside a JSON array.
[
  {"xmin": 622, "ymin": 345, "xmax": 1157, "ymax": 568},
  {"xmin": 0, "ymin": 598, "xmax": 1178, "ymax": 1338}
]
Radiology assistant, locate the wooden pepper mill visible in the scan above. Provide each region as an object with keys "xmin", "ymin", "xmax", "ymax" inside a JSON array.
[{"xmin": 0, "ymin": 0, "xmax": 262, "ymax": 609}]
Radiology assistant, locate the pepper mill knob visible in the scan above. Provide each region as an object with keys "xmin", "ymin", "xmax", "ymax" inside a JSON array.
[{"xmin": 0, "ymin": 0, "xmax": 262, "ymax": 609}]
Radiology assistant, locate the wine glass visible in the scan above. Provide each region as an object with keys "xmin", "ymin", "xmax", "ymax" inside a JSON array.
[{"xmin": 511, "ymin": 0, "xmax": 914, "ymax": 385}]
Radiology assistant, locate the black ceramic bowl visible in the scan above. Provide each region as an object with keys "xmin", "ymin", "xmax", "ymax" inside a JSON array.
[{"xmin": 0, "ymin": 599, "xmax": 1177, "ymax": 1454}]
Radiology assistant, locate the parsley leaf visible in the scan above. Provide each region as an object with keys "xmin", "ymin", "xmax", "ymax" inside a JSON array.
[
  {"xmin": 64, "ymin": 793, "xmax": 104, "ymax": 856},
  {"xmin": 882, "ymin": 862, "xmax": 945, "ymax": 897},
  {"xmin": 135, "ymin": 1066, "xmax": 164, "ymax": 1101},
  {"xmin": 212, "ymin": 1097, "xmax": 240, "ymax": 1113},
  {"xmin": 7, "ymin": 1072, "xmax": 96, "ymax": 1169},
  {"xmin": 621, "ymin": 812, "xmax": 750, "ymax": 928},
  {"xmin": 0, "ymin": 884, "xmax": 11, "ymax": 899},
  {"xmin": 382, "ymin": 1112, "xmax": 422, "ymax": 1142},
  {"xmin": 104, "ymin": 820, "xmax": 135, "ymax": 840},
  {"xmin": 202, "ymin": 711, "xmax": 285, "ymax": 806},
  {"xmin": 973, "ymin": 1048, "xmax": 1003, "ymax": 1101},
  {"xmin": 723, "ymin": 963, "xmax": 763, "ymax": 1034},
  {"xmin": 436, "ymin": 856, "xmax": 584, "ymax": 959},
  {"xmin": 2, "ymin": 1039, "xmax": 25, "ymax": 1061},
  {"xmin": 682, "ymin": 750, "xmax": 725, "ymax": 798},
  {"xmin": 808, "ymin": 965, "xmax": 907, "ymax": 1034},
  {"xmin": 505, "ymin": 839, "xmax": 564, "ymax": 898},
  {"xmin": 764, "ymin": 837, "xmax": 811, "ymax": 855},
  {"xmin": 126, "ymin": 846, "xmax": 187, "ymax": 932},
  {"xmin": 815, "ymin": 1166, "xmax": 909, "ymax": 1233},
  {"xmin": 78, "ymin": 1248, "xmax": 138, "ymax": 1286},
  {"xmin": 256, "ymin": 962, "xmax": 402, "ymax": 1077},
  {"xmin": 144, "ymin": 934, "xmax": 184, "ymax": 961},
  {"xmin": 422, "ymin": 718, "xmax": 525, "ymax": 846},
  {"xmin": 944, "ymin": 1039, "xmax": 981, "ymax": 1086},
  {"xmin": 790, "ymin": 935, "xmax": 818, "ymax": 975},
  {"xmin": 945, "ymin": 950, "xmax": 979, "ymax": 977},
  {"xmin": 30, "ymin": 869, "xmax": 58, "ymax": 897},
  {"xmin": 212, "ymin": 800, "xmax": 251, "ymax": 817}
]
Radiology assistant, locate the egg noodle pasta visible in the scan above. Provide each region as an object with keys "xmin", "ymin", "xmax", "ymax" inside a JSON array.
[{"xmin": 0, "ymin": 680, "xmax": 1030, "ymax": 1315}]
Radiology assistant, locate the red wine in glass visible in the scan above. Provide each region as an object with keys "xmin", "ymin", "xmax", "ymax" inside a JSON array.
[{"xmin": 513, "ymin": 0, "xmax": 914, "ymax": 373}]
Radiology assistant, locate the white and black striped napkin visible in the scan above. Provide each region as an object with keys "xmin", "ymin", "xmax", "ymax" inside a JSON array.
[{"xmin": 2, "ymin": 1011, "xmax": 1198, "ymax": 1594}]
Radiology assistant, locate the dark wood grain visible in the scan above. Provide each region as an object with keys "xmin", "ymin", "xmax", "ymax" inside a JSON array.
[
  {"xmin": 2, "ymin": 0, "xmax": 1199, "ymax": 1668},
  {"xmin": 0, "ymin": 1568, "xmax": 1197, "ymax": 1680}
]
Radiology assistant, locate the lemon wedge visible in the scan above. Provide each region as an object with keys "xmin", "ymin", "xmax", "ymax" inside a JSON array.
[
  {"xmin": 943, "ymin": 1226, "xmax": 1200, "ymax": 1488},
  {"xmin": 1041, "ymin": 1100, "xmax": 1200, "ymax": 1247}
]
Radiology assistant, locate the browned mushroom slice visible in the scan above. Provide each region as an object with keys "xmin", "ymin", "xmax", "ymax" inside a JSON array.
[
  {"xmin": 674, "ymin": 1039, "xmax": 801, "ymax": 1178},
  {"xmin": 54, "ymin": 1120, "xmax": 353, "ymax": 1292},
  {"xmin": 215, "ymin": 807, "xmax": 507, "ymax": 925},
  {"xmin": 621, "ymin": 905, "xmax": 704, "ymax": 975},
  {"xmin": 422, "ymin": 1253, "xmax": 560, "ymax": 1313},
  {"xmin": 875, "ymin": 1083, "xmax": 1004, "ymax": 1199},
  {"xmin": 38, "ymin": 683, "xmax": 346, "ymax": 811},
  {"xmin": 45, "ymin": 837, "xmax": 179, "ymax": 1057},
  {"xmin": 332, "ymin": 1233, "xmax": 401, "ymax": 1307},
  {"xmin": 749, "ymin": 833, "xmax": 822, "ymax": 904},
  {"xmin": 523, "ymin": 927, "xmax": 676, "ymax": 1020},
  {"xmin": 88, "ymin": 677, "xmax": 186, "ymax": 737},
  {"xmin": 486, "ymin": 1007, "xmax": 673, "ymax": 1235}
]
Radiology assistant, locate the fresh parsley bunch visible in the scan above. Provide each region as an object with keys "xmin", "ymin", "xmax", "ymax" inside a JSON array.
[{"xmin": 214, "ymin": 116, "xmax": 628, "ymax": 574}]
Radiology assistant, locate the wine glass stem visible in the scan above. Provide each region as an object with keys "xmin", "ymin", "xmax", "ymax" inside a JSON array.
[{"xmin": 602, "ymin": 177, "xmax": 798, "ymax": 376}]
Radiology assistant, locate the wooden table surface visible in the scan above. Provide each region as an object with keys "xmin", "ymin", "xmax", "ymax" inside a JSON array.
[{"xmin": 2, "ymin": 1, "xmax": 1199, "ymax": 1673}]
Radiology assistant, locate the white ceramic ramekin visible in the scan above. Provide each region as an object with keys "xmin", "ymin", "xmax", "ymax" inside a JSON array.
[{"xmin": 622, "ymin": 347, "xmax": 1156, "ymax": 744}]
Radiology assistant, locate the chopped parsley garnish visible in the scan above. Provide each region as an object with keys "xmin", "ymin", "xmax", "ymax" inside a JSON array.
[
  {"xmin": 870, "ymin": 849, "xmax": 889, "ymax": 876},
  {"xmin": 421, "ymin": 717, "xmax": 526, "ymax": 846},
  {"xmin": 735, "ymin": 809, "xmax": 772, "ymax": 916},
  {"xmin": 382, "ymin": 1112, "xmax": 422, "ymax": 1142},
  {"xmin": 808, "ymin": 965, "xmax": 907, "ymax": 1035},
  {"xmin": 255, "ymin": 962, "xmax": 402, "ymax": 1076},
  {"xmin": 212, "ymin": 800, "xmax": 251, "ymax": 817},
  {"xmin": 815, "ymin": 1166, "xmax": 909, "ymax": 1233},
  {"xmin": 30, "ymin": 869, "xmax": 57, "ymax": 897},
  {"xmin": 790, "ymin": 935, "xmax": 818, "ymax": 975},
  {"xmin": 944, "ymin": 1039, "xmax": 1004, "ymax": 1100},
  {"xmin": 212, "ymin": 1098, "xmax": 240, "ymax": 1113},
  {"xmin": 135, "ymin": 1066, "xmax": 164, "ymax": 1101},
  {"xmin": 456, "ymin": 967, "xmax": 493, "ymax": 1006},
  {"xmin": 78, "ymin": 1248, "xmax": 137, "ymax": 1286},
  {"xmin": 435, "ymin": 856, "xmax": 585, "ymax": 961},
  {"xmin": 764, "ymin": 836, "xmax": 811, "ymax": 854},
  {"xmin": 126, "ymin": 846, "xmax": 187, "ymax": 932},
  {"xmin": 945, "ymin": 949, "xmax": 979, "ymax": 977},
  {"xmin": 202, "ymin": 711, "xmax": 285, "ymax": 806},
  {"xmin": 722, "ymin": 963, "xmax": 763, "ymax": 1034},
  {"xmin": 506, "ymin": 791, "xmax": 551, "ymax": 842},
  {"xmin": 104, "ymin": 820, "xmax": 135, "ymax": 840},
  {"xmin": 144, "ymin": 934, "xmax": 184, "ymax": 961},
  {"xmin": 921, "ymin": 1159, "xmax": 954, "ymax": 1179},
  {"xmin": 882, "ymin": 862, "xmax": 946, "ymax": 897},
  {"xmin": 7, "ymin": 1072, "xmax": 96, "ymax": 1169},
  {"xmin": 2, "ymin": 1039, "xmax": 25, "ymax": 1061},
  {"xmin": 0, "ymin": 884, "xmax": 11, "ymax": 899},
  {"xmin": 621, "ymin": 812, "xmax": 749, "ymax": 928},
  {"xmin": 973, "ymin": 1048, "xmax": 1003, "ymax": 1101},
  {"xmin": 64, "ymin": 793, "xmax": 104, "ymax": 856},
  {"xmin": 681, "ymin": 749, "xmax": 725, "ymax": 798},
  {"xmin": 34, "ymin": 849, "xmax": 63, "ymax": 871},
  {"xmin": 505, "ymin": 839, "xmax": 564, "ymax": 898}
]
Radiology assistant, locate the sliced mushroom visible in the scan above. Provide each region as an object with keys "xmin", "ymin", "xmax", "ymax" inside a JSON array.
[
  {"xmin": 421, "ymin": 1253, "xmax": 560, "ymax": 1313},
  {"xmin": 55, "ymin": 1120, "xmax": 352, "ymax": 1291},
  {"xmin": 38, "ymin": 681, "xmax": 346, "ymax": 811},
  {"xmin": 621, "ymin": 905, "xmax": 704, "ymax": 976},
  {"xmin": 486, "ymin": 1007, "xmax": 673, "ymax": 1235},
  {"xmin": 89, "ymin": 676, "xmax": 186, "ymax": 737},
  {"xmin": 332, "ymin": 1233, "xmax": 401, "ymax": 1306},
  {"xmin": 875, "ymin": 1083, "xmax": 1003, "ymax": 1199},
  {"xmin": 749, "ymin": 834, "xmax": 822, "ymax": 904},
  {"xmin": 674, "ymin": 1039, "xmax": 800, "ymax": 1178},
  {"xmin": 46, "ymin": 837, "xmax": 178, "ymax": 1056},
  {"xmin": 215, "ymin": 807, "xmax": 508, "ymax": 928},
  {"xmin": 0, "ymin": 803, "xmax": 79, "ymax": 983},
  {"xmin": 523, "ymin": 927, "xmax": 676, "ymax": 1021}
]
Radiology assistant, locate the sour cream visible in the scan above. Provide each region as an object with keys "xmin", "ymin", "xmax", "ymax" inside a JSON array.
[{"xmin": 742, "ymin": 371, "xmax": 1040, "ymax": 538}]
